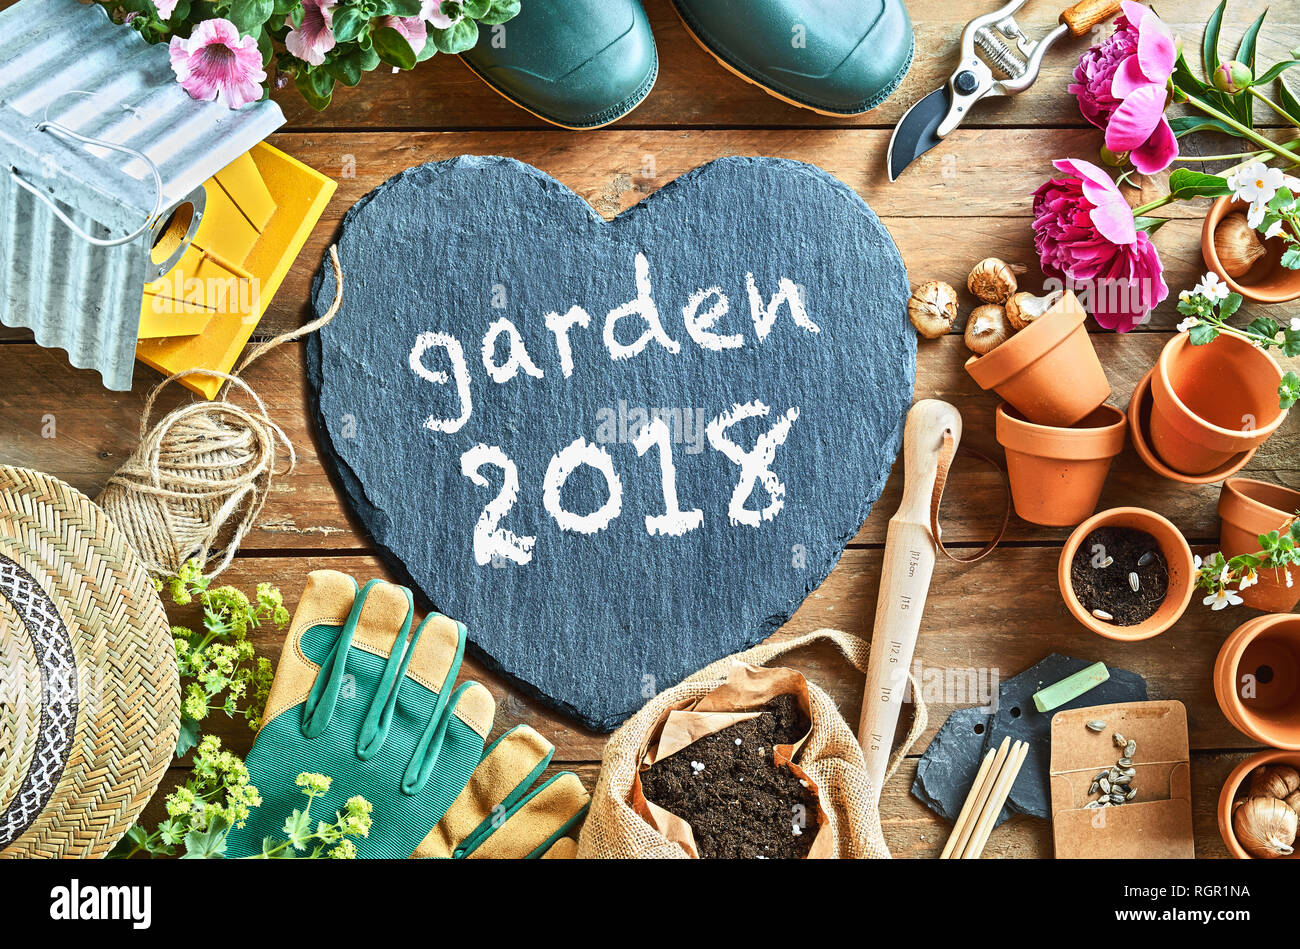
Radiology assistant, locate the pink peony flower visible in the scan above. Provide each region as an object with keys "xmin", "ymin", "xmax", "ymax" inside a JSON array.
[
  {"xmin": 379, "ymin": 15, "xmax": 427, "ymax": 56},
  {"xmin": 422, "ymin": 0, "xmax": 460, "ymax": 29},
  {"xmin": 1068, "ymin": 8, "xmax": 1139, "ymax": 127},
  {"xmin": 1032, "ymin": 158, "xmax": 1168, "ymax": 332},
  {"xmin": 168, "ymin": 18, "xmax": 267, "ymax": 110},
  {"xmin": 1071, "ymin": 1, "xmax": 1178, "ymax": 174},
  {"xmin": 285, "ymin": 0, "xmax": 337, "ymax": 66},
  {"xmin": 153, "ymin": 0, "xmax": 179, "ymax": 18}
]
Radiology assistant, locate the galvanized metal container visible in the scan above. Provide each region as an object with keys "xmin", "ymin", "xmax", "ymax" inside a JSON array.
[{"xmin": 0, "ymin": 0, "xmax": 284, "ymax": 390}]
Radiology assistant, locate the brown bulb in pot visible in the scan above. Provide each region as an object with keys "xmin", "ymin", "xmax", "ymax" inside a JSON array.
[{"xmin": 1214, "ymin": 212, "xmax": 1267, "ymax": 279}]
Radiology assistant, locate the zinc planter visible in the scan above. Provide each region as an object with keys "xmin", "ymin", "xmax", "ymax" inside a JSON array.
[
  {"xmin": 1214, "ymin": 614, "xmax": 1300, "ymax": 749},
  {"xmin": 1148, "ymin": 332, "xmax": 1287, "ymax": 476},
  {"xmin": 1058, "ymin": 507, "xmax": 1195, "ymax": 641},
  {"xmin": 965, "ymin": 290, "xmax": 1110, "ymax": 427},
  {"xmin": 1218, "ymin": 479, "xmax": 1300, "ymax": 613},
  {"xmin": 1203, "ymin": 196, "xmax": 1300, "ymax": 304},
  {"xmin": 1218, "ymin": 750, "xmax": 1300, "ymax": 859},
  {"xmin": 996, "ymin": 402, "xmax": 1127, "ymax": 527}
]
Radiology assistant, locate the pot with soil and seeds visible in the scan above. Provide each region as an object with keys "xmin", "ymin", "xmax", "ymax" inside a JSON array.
[
  {"xmin": 1204, "ymin": 196, "xmax": 1300, "ymax": 304},
  {"xmin": 1059, "ymin": 507, "xmax": 1196, "ymax": 641},
  {"xmin": 1218, "ymin": 751, "xmax": 1300, "ymax": 859},
  {"xmin": 995, "ymin": 402, "xmax": 1127, "ymax": 527},
  {"xmin": 1216, "ymin": 478, "xmax": 1300, "ymax": 613},
  {"xmin": 1214, "ymin": 614, "xmax": 1300, "ymax": 750},
  {"xmin": 1148, "ymin": 332, "xmax": 1288, "ymax": 476},
  {"xmin": 964, "ymin": 289, "xmax": 1111, "ymax": 427}
]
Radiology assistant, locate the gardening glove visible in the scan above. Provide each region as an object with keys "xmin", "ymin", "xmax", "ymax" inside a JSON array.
[
  {"xmin": 414, "ymin": 724, "xmax": 590, "ymax": 859},
  {"xmin": 225, "ymin": 570, "xmax": 495, "ymax": 858}
]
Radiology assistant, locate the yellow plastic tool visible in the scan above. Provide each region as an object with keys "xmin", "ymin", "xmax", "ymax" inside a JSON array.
[{"xmin": 136, "ymin": 141, "xmax": 336, "ymax": 398}]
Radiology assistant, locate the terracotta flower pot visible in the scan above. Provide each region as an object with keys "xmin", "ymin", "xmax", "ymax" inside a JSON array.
[
  {"xmin": 996, "ymin": 402, "xmax": 1127, "ymax": 527},
  {"xmin": 1214, "ymin": 614, "xmax": 1300, "ymax": 749},
  {"xmin": 1148, "ymin": 332, "xmax": 1286, "ymax": 475},
  {"xmin": 1218, "ymin": 749, "xmax": 1300, "ymax": 859},
  {"xmin": 965, "ymin": 290, "xmax": 1110, "ymax": 427},
  {"xmin": 1127, "ymin": 369, "xmax": 1258, "ymax": 484},
  {"xmin": 1058, "ymin": 507, "xmax": 1196, "ymax": 641},
  {"xmin": 1203, "ymin": 196, "xmax": 1300, "ymax": 304},
  {"xmin": 1218, "ymin": 479, "xmax": 1300, "ymax": 613}
]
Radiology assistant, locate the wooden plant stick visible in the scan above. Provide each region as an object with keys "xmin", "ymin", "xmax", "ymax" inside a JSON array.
[
  {"xmin": 939, "ymin": 746, "xmax": 997, "ymax": 859},
  {"xmin": 943, "ymin": 736, "xmax": 1011, "ymax": 860},
  {"xmin": 961, "ymin": 740, "xmax": 1030, "ymax": 859},
  {"xmin": 858, "ymin": 399, "xmax": 963, "ymax": 799}
]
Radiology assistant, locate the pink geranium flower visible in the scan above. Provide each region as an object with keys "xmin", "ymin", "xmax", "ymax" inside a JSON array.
[
  {"xmin": 379, "ymin": 15, "xmax": 427, "ymax": 56},
  {"xmin": 168, "ymin": 19, "xmax": 266, "ymax": 110},
  {"xmin": 1032, "ymin": 158, "xmax": 1168, "ymax": 332},
  {"xmin": 1071, "ymin": 1, "xmax": 1178, "ymax": 174},
  {"xmin": 422, "ymin": 0, "xmax": 460, "ymax": 29},
  {"xmin": 153, "ymin": 0, "xmax": 179, "ymax": 18},
  {"xmin": 285, "ymin": 0, "xmax": 338, "ymax": 66}
]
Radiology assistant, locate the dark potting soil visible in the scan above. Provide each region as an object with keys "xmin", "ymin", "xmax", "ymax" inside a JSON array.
[
  {"xmin": 1069, "ymin": 527, "xmax": 1170, "ymax": 626},
  {"xmin": 641, "ymin": 694, "xmax": 819, "ymax": 859}
]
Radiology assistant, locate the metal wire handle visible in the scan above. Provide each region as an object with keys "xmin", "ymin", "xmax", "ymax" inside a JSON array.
[{"xmin": 8, "ymin": 120, "xmax": 164, "ymax": 247}]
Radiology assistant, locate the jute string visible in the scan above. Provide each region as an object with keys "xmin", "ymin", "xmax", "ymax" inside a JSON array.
[{"xmin": 97, "ymin": 246, "xmax": 344, "ymax": 580}]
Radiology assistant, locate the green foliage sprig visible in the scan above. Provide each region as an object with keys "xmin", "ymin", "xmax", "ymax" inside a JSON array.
[{"xmin": 1195, "ymin": 517, "xmax": 1300, "ymax": 610}]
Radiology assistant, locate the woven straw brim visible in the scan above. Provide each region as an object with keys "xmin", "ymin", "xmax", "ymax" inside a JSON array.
[{"xmin": 0, "ymin": 465, "xmax": 179, "ymax": 858}]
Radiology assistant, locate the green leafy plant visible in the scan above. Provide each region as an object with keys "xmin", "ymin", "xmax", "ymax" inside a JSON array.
[
  {"xmin": 1175, "ymin": 273, "xmax": 1300, "ymax": 409},
  {"xmin": 1195, "ymin": 517, "xmax": 1300, "ymax": 610},
  {"xmin": 1255, "ymin": 185, "xmax": 1300, "ymax": 269},
  {"xmin": 98, "ymin": 0, "xmax": 520, "ymax": 111},
  {"xmin": 255, "ymin": 773, "xmax": 373, "ymax": 859},
  {"xmin": 165, "ymin": 558, "xmax": 283, "ymax": 755}
]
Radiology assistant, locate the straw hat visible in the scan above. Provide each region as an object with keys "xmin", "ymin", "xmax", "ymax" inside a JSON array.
[{"xmin": 0, "ymin": 466, "xmax": 178, "ymax": 858}]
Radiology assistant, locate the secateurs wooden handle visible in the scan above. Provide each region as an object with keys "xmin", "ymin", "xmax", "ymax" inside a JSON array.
[
  {"xmin": 858, "ymin": 399, "xmax": 963, "ymax": 800},
  {"xmin": 886, "ymin": 0, "xmax": 1123, "ymax": 181}
]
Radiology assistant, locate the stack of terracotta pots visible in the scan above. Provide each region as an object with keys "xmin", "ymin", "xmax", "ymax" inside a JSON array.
[{"xmin": 967, "ymin": 290, "xmax": 1126, "ymax": 527}]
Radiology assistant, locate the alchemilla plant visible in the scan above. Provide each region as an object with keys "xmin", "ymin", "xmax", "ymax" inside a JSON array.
[{"xmin": 99, "ymin": 0, "xmax": 521, "ymax": 110}]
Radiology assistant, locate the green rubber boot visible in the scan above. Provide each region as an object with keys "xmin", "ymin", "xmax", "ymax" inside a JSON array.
[
  {"xmin": 461, "ymin": 0, "xmax": 658, "ymax": 129},
  {"xmin": 672, "ymin": 0, "xmax": 914, "ymax": 115}
]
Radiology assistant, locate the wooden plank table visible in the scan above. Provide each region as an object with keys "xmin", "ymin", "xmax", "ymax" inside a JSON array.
[{"xmin": 3, "ymin": 0, "xmax": 1298, "ymax": 858}]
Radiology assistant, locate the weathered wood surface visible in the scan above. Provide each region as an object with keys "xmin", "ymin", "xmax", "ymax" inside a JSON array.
[{"xmin": 3, "ymin": 0, "xmax": 1297, "ymax": 860}]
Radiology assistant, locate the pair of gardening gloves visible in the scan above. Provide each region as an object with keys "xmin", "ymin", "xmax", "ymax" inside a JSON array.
[{"xmin": 225, "ymin": 570, "xmax": 588, "ymax": 859}]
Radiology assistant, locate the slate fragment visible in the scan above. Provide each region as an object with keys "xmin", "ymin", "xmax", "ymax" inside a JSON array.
[
  {"xmin": 306, "ymin": 155, "xmax": 915, "ymax": 731},
  {"xmin": 912, "ymin": 653, "xmax": 1147, "ymax": 826}
]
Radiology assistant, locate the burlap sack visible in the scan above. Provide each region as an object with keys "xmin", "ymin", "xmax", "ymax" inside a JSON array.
[{"xmin": 577, "ymin": 628, "xmax": 927, "ymax": 858}]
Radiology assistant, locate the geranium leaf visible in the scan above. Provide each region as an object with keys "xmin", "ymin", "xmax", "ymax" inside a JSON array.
[
  {"xmin": 372, "ymin": 25, "xmax": 418, "ymax": 69},
  {"xmin": 431, "ymin": 17, "xmax": 479, "ymax": 53}
]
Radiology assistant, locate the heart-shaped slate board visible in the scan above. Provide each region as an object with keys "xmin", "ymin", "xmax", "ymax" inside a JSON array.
[{"xmin": 307, "ymin": 155, "xmax": 914, "ymax": 731}]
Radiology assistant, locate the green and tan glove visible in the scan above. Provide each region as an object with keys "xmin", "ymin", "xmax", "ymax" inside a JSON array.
[
  {"xmin": 416, "ymin": 724, "xmax": 590, "ymax": 859},
  {"xmin": 225, "ymin": 570, "xmax": 495, "ymax": 858}
]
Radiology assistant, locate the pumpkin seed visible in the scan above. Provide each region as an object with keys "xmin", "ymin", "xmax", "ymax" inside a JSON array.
[
  {"xmin": 1091, "ymin": 608, "xmax": 1114, "ymax": 621},
  {"xmin": 1128, "ymin": 572, "xmax": 1140, "ymax": 592},
  {"xmin": 1086, "ymin": 720, "xmax": 1107, "ymax": 733}
]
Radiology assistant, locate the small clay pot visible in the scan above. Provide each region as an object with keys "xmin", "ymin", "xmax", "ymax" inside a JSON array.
[
  {"xmin": 1058, "ymin": 507, "xmax": 1196, "ymax": 641},
  {"xmin": 965, "ymin": 290, "xmax": 1110, "ymax": 427},
  {"xmin": 1218, "ymin": 749, "xmax": 1300, "ymax": 859},
  {"xmin": 1203, "ymin": 196, "xmax": 1300, "ymax": 304},
  {"xmin": 1127, "ymin": 369, "xmax": 1257, "ymax": 484},
  {"xmin": 1214, "ymin": 614, "xmax": 1300, "ymax": 749},
  {"xmin": 1148, "ymin": 332, "xmax": 1287, "ymax": 475},
  {"xmin": 996, "ymin": 403, "xmax": 1127, "ymax": 527},
  {"xmin": 1218, "ymin": 479, "xmax": 1300, "ymax": 613}
]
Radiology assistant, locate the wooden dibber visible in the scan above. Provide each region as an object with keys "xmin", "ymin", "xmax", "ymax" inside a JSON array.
[
  {"xmin": 1059, "ymin": 0, "xmax": 1124, "ymax": 37},
  {"xmin": 940, "ymin": 737, "xmax": 1030, "ymax": 859},
  {"xmin": 858, "ymin": 399, "xmax": 964, "ymax": 799}
]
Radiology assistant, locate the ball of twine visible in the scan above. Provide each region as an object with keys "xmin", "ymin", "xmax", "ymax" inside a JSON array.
[{"xmin": 98, "ymin": 246, "xmax": 344, "ymax": 580}]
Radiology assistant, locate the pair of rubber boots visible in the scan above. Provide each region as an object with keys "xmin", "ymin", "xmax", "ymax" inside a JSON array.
[{"xmin": 463, "ymin": 0, "xmax": 914, "ymax": 128}]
